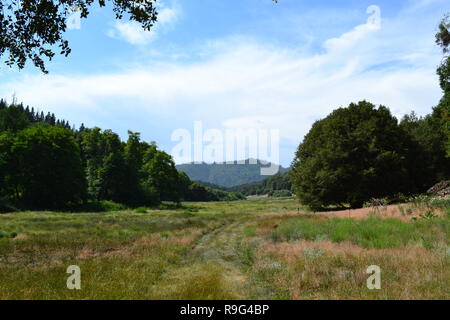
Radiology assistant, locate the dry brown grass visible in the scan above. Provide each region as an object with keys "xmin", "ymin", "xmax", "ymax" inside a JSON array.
[
  {"xmin": 1, "ymin": 199, "xmax": 448, "ymax": 300},
  {"xmin": 313, "ymin": 204, "xmax": 444, "ymax": 221},
  {"xmin": 12, "ymin": 233, "xmax": 29, "ymax": 241},
  {"xmin": 262, "ymin": 240, "xmax": 440, "ymax": 264},
  {"xmin": 250, "ymin": 239, "xmax": 449, "ymax": 300}
]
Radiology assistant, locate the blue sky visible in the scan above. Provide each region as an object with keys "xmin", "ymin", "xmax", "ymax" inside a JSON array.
[{"xmin": 1, "ymin": 0, "xmax": 450, "ymax": 166}]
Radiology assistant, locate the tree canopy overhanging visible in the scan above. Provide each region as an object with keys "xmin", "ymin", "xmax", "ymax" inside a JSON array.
[
  {"xmin": 0, "ymin": 0, "xmax": 279, "ymax": 73},
  {"xmin": 436, "ymin": 15, "xmax": 450, "ymax": 157},
  {"xmin": 436, "ymin": 15, "xmax": 450, "ymax": 54},
  {"xmin": 0, "ymin": 0, "xmax": 158, "ymax": 73}
]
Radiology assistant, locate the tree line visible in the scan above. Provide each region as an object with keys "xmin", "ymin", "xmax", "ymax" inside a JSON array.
[
  {"xmin": 0, "ymin": 102, "xmax": 244, "ymax": 212},
  {"xmin": 290, "ymin": 17, "xmax": 450, "ymax": 209},
  {"xmin": 229, "ymin": 173, "xmax": 293, "ymax": 197}
]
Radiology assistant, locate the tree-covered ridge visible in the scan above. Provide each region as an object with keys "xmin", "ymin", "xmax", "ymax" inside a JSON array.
[
  {"xmin": 229, "ymin": 172, "xmax": 292, "ymax": 196},
  {"xmin": 176, "ymin": 160, "xmax": 289, "ymax": 188},
  {"xmin": 184, "ymin": 181, "xmax": 245, "ymax": 202},
  {"xmin": 0, "ymin": 101, "xmax": 244, "ymax": 212}
]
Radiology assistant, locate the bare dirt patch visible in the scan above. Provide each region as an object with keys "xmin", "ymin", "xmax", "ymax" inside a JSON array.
[{"xmin": 12, "ymin": 233, "xmax": 29, "ymax": 241}]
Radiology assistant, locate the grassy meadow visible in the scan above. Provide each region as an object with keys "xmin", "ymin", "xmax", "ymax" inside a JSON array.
[{"xmin": 0, "ymin": 198, "xmax": 449, "ymax": 300}]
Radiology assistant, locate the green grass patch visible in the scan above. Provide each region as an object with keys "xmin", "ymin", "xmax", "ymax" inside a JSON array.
[{"xmin": 272, "ymin": 216, "xmax": 450, "ymax": 249}]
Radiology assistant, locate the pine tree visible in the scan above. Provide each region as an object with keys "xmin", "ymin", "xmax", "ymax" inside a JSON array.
[
  {"xmin": 0, "ymin": 99, "xmax": 7, "ymax": 110},
  {"xmin": 30, "ymin": 107, "xmax": 36, "ymax": 122}
]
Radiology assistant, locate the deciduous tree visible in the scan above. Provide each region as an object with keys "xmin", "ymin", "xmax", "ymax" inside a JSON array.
[{"xmin": 291, "ymin": 101, "xmax": 412, "ymax": 209}]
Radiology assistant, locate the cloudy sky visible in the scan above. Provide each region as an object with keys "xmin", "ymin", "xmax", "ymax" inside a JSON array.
[{"xmin": 1, "ymin": 0, "xmax": 449, "ymax": 166}]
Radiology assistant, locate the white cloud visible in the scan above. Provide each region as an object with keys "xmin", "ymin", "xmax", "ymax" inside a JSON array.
[
  {"xmin": 107, "ymin": 1, "xmax": 180, "ymax": 45},
  {"xmin": 324, "ymin": 5, "xmax": 381, "ymax": 54},
  {"xmin": 158, "ymin": 3, "xmax": 179, "ymax": 24},
  {"xmin": 107, "ymin": 21, "xmax": 157, "ymax": 45},
  {"xmin": 0, "ymin": 4, "xmax": 445, "ymax": 163},
  {"xmin": 408, "ymin": 0, "xmax": 448, "ymax": 11}
]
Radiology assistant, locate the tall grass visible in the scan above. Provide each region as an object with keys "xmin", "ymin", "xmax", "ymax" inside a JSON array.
[
  {"xmin": 270, "ymin": 216, "xmax": 449, "ymax": 249},
  {"xmin": 0, "ymin": 198, "xmax": 448, "ymax": 299}
]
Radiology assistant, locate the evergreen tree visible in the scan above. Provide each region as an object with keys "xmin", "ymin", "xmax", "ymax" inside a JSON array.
[
  {"xmin": 122, "ymin": 131, "xmax": 150, "ymax": 205},
  {"xmin": 0, "ymin": 99, "xmax": 7, "ymax": 110},
  {"xmin": 0, "ymin": 104, "xmax": 30, "ymax": 132},
  {"xmin": 79, "ymin": 128, "xmax": 106, "ymax": 201},
  {"xmin": 30, "ymin": 107, "xmax": 36, "ymax": 122}
]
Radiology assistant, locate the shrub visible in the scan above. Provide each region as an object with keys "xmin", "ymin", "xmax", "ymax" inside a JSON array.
[
  {"xmin": 0, "ymin": 230, "xmax": 17, "ymax": 238},
  {"xmin": 75, "ymin": 200, "xmax": 128, "ymax": 212},
  {"xmin": 429, "ymin": 196, "xmax": 450, "ymax": 209},
  {"xmin": 269, "ymin": 190, "xmax": 293, "ymax": 198},
  {"xmin": 135, "ymin": 207, "xmax": 148, "ymax": 214},
  {"xmin": 237, "ymin": 244, "xmax": 255, "ymax": 267}
]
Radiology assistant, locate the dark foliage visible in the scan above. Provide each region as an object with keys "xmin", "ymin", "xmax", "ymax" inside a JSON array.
[
  {"xmin": 0, "ymin": 100, "xmax": 245, "ymax": 212},
  {"xmin": 183, "ymin": 182, "xmax": 245, "ymax": 202},
  {"xmin": 436, "ymin": 15, "xmax": 450, "ymax": 54},
  {"xmin": 229, "ymin": 172, "xmax": 292, "ymax": 196},
  {"xmin": 0, "ymin": 125, "xmax": 86, "ymax": 209},
  {"xmin": 291, "ymin": 101, "xmax": 428, "ymax": 209}
]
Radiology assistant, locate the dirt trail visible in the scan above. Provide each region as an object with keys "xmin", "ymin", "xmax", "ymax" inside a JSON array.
[
  {"xmin": 191, "ymin": 221, "xmax": 250, "ymax": 296},
  {"xmin": 148, "ymin": 203, "xmax": 438, "ymax": 299},
  {"xmin": 141, "ymin": 216, "xmax": 262, "ymax": 299}
]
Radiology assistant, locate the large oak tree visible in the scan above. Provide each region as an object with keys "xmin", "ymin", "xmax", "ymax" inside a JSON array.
[{"xmin": 290, "ymin": 101, "xmax": 414, "ymax": 209}]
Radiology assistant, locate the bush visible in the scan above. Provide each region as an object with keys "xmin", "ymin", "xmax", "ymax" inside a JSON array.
[
  {"xmin": 429, "ymin": 197, "xmax": 450, "ymax": 209},
  {"xmin": 0, "ymin": 230, "xmax": 17, "ymax": 238},
  {"xmin": 75, "ymin": 200, "xmax": 128, "ymax": 212},
  {"xmin": 135, "ymin": 207, "xmax": 148, "ymax": 213}
]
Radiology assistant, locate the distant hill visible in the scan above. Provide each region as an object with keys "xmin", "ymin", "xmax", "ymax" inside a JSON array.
[{"xmin": 176, "ymin": 159, "xmax": 289, "ymax": 188}]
